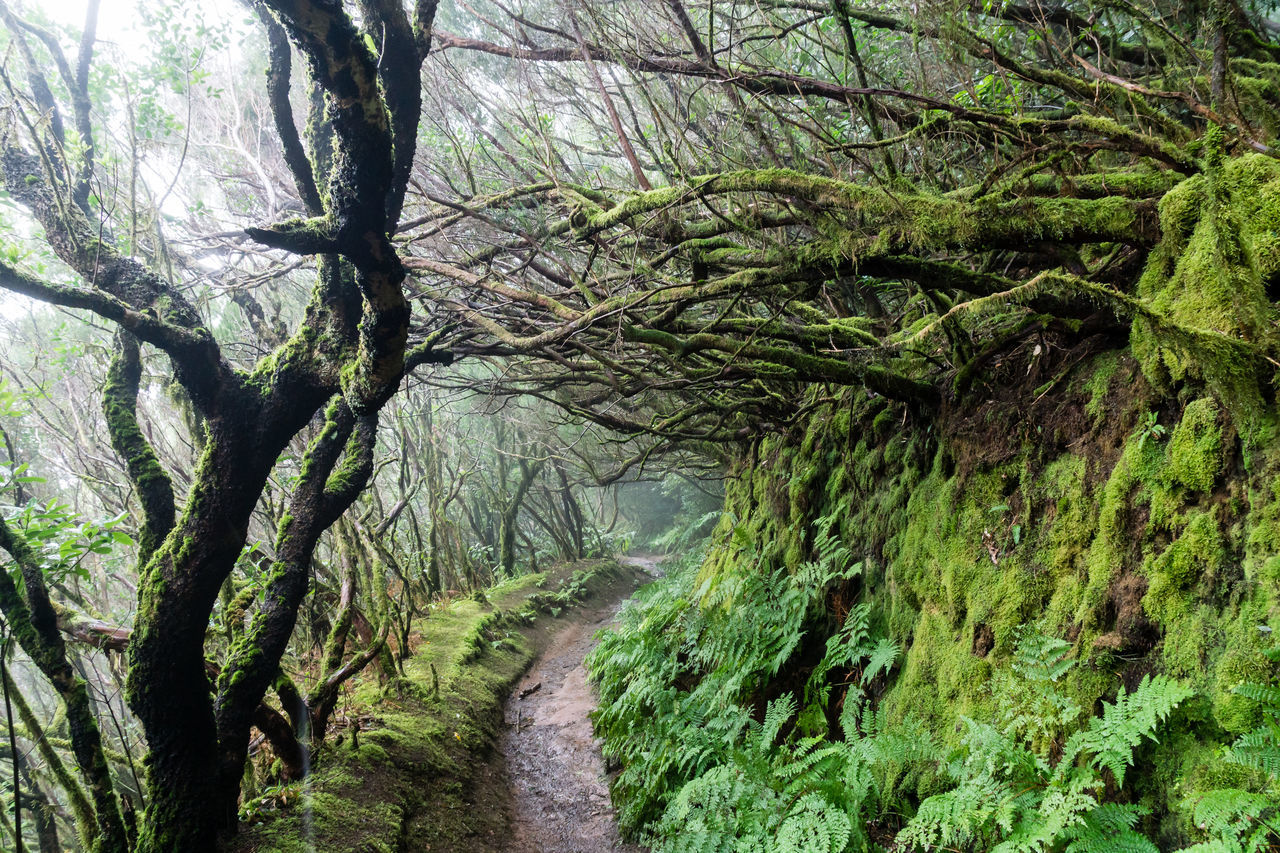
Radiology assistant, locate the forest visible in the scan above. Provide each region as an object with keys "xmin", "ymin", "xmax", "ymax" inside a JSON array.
[{"xmin": 0, "ymin": 0, "xmax": 1277, "ymax": 850}]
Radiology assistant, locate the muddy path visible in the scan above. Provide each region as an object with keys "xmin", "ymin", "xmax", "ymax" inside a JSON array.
[{"xmin": 495, "ymin": 555, "xmax": 660, "ymax": 853}]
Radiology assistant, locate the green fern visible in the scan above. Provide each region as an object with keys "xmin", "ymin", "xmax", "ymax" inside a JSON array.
[
  {"xmin": 1066, "ymin": 675, "xmax": 1194, "ymax": 786},
  {"xmin": 794, "ymin": 512, "xmax": 860, "ymax": 590},
  {"xmin": 1176, "ymin": 841, "xmax": 1247, "ymax": 853},
  {"xmin": 758, "ymin": 695, "xmax": 798, "ymax": 754},
  {"xmin": 900, "ymin": 676, "xmax": 1192, "ymax": 852},
  {"xmin": 1186, "ymin": 789, "xmax": 1279, "ymax": 853},
  {"xmin": 1062, "ymin": 804, "xmax": 1158, "ymax": 853},
  {"xmin": 861, "ymin": 637, "xmax": 900, "ymax": 686},
  {"xmin": 590, "ymin": 519, "xmax": 1197, "ymax": 853},
  {"xmin": 1013, "ymin": 629, "xmax": 1075, "ymax": 684},
  {"xmin": 1000, "ymin": 629, "xmax": 1082, "ymax": 752},
  {"xmin": 776, "ymin": 794, "xmax": 852, "ymax": 853},
  {"xmin": 1224, "ymin": 646, "xmax": 1280, "ymax": 780}
]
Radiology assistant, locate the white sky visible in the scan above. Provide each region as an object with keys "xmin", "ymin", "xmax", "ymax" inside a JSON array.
[
  {"xmin": 34, "ymin": 0, "xmax": 246, "ymax": 48},
  {"xmin": 37, "ymin": 0, "xmax": 137, "ymax": 42},
  {"xmin": 0, "ymin": 0, "xmax": 251, "ymax": 322}
]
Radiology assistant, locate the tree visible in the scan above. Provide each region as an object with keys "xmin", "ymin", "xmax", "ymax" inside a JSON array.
[
  {"xmin": 402, "ymin": 0, "xmax": 1277, "ymax": 444},
  {"xmin": 0, "ymin": 0, "xmax": 447, "ymax": 848}
]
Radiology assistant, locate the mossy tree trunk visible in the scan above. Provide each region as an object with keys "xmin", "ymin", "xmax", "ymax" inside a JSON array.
[{"xmin": 498, "ymin": 458, "xmax": 547, "ymax": 577}]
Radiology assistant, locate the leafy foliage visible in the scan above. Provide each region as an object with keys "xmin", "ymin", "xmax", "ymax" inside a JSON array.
[
  {"xmin": 1, "ymin": 498, "xmax": 133, "ymax": 584},
  {"xmin": 593, "ymin": 559, "xmax": 1202, "ymax": 853},
  {"xmin": 898, "ymin": 674, "xmax": 1192, "ymax": 852},
  {"xmin": 1224, "ymin": 646, "xmax": 1280, "ymax": 779},
  {"xmin": 1175, "ymin": 645, "xmax": 1280, "ymax": 852}
]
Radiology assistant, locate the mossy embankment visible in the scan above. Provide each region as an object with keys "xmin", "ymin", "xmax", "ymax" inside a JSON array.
[
  {"xmin": 588, "ymin": 149, "xmax": 1280, "ymax": 850},
  {"xmin": 589, "ymin": 342, "xmax": 1280, "ymax": 847},
  {"xmin": 228, "ymin": 558, "xmax": 641, "ymax": 853}
]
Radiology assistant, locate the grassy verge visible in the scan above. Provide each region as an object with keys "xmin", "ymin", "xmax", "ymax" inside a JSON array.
[{"xmin": 228, "ymin": 558, "xmax": 633, "ymax": 853}]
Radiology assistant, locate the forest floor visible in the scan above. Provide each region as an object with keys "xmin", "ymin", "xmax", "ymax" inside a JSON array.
[
  {"xmin": 230, "ymin": 555, "xmax": 655, "ymax": 853},
  {"xmin": 491, "ymin": 554, "xmax": 660, "ymax": 853}
]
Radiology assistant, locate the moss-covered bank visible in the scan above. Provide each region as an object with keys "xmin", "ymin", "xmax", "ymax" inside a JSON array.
[
  {"xmin": 227, "ymin": 558, "xmax": 635, "ymax": 853},
  {"xmin": 590, "ymin": 345, "xmax": 1280, "ymax": 849}
]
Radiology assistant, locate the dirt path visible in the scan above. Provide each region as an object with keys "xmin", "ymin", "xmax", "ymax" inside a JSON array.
[{"xmin": 496, "ymin": 556, "xmax": 659, "ymax": 853}]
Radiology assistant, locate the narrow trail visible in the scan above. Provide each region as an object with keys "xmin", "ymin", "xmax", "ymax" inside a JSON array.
[{"xmin": 495, "ymin": 556, "xmax": 659, "ymax": 853}]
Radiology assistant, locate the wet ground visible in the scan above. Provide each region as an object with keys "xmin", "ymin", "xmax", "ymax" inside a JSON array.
[{"xmin": 495, "ymin": 556, "xmax": 659, "ymax": 853}]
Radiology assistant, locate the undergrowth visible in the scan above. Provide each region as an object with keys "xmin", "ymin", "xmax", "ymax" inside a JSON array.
[{"xmin": 589, "ymin": 517, "xmax": 1280, "ymax": 852}]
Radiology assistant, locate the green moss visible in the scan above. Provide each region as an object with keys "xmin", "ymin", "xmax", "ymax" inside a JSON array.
[
  {"xmin": 1076, "ymin": 441, "xmax": 1140, "ymax": 627},
  {"xmin": 1133, "ymin": 154, "xmax": 1279, "ymax": 414},
  {"xmin": 1212, "ymin": 635, "xmax": 1275, "ymax": 734},
  {"xmin": 1159, "ymin": 606, "xmax": 1220, "ymax": 684},
  {"xmin": 1143, "ymin": 510, "xmax": 1227, "ymax": 625},
  {"xmin": 1165, "ymin": 398, "xmax": 1224, "ymax": 494},
  {"xmin": 882, "ymin": 607, "xmax": 994, "ymax": 735},
  {"xmin": 1081, "ymin": 351, "xmax": 1122, "ymax": 422}
]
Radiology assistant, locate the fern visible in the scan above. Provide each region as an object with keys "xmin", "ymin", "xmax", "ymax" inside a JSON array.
[
  {"xmin": 758, "ymin": 695, "xmax": 798, "ymax": 754},
  {"xmin": 1227, "ymin": 726, "xmax": 1280, "ymax": 777},
  {"xmin": 901, "ymin": 676, "xmax": 1193, "ymax": 852},
  {"xmin": 776, "ymin": 794, "xmax": 852, "ymax": 853},
  {"xmin": 589, "ymin": 526, "xmax": 872, "ymax": 839},
  {"xmin": 1067, "ymin": 675, "xmax": 1194, "ymax": 786},
  {"xmin": 794, "ymin": 512, "xmax": 860, "ymax": 590},
  {"xmin": 1000, "ymin": 629, "xmax": 1082, "ymax": 752},
  {"xmin": 1176, "ymin": 841, "xmax": 1246, "ymax": 853},
  {"xmin": 1180, "ymin": 783, "xmax": 1278, "ymax": 853},
  {"xmin": 1062, "ymin": 804, "xmax": 1158, "ymax": 853},
  {"xmin": 861, "ymin": 637, "xmax": 900, "ymax": 686},
  {"xmin": 1013, "ymin": 629, "xmax": 1075, "ymax": 684},
  {"xmin": 1224, "ymin": 647, "xmax": 1280, "ymax": 780},
  {"xmin": 591, "ymin": 522, "xmax": 1197, "ymax": 853}
]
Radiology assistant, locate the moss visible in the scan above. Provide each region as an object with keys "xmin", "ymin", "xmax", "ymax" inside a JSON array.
[
  {"xmin": 231, "ymin": 559, "xmax": 627, "ymax": 853},
  {"xmin": 1143, "ymin": 510, "xmax": 1227, "ymax": 625},
  {"xmin": 882, "ymin": 607, "xmax": 994, "ymax": 735},
  {"xmin": 1165, "ymin": 398, "xmax": 1224, "ymax": 494},
  {"xmin": 1081, "ymin": 351, "xmax": 1122, "ymax": 423},
  {"xmin": 1159, "ymin": 606, "xmax": 1221, "ymax": 685},
  {"xmin": 1133, "ymin": 154, "xmax": 1279, "ymax": 414},
  {"xmin": 1075, "ymin": 441, "xmax": 1140, "ymax": 627},
  {"xmin": 1211, "ymin": 633, "xmax": 1275, "ymax": 734}
]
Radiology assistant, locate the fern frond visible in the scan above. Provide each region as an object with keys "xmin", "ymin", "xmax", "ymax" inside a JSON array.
[
  {"xmin": 758, "ymin": 695, "xmax": 797, "ymax": 755},
  {"xmin": 1077, "ymin": 675, "xmax": 1193, "ymax": 786},
  {"xmin": 1062, "ymin": 804, "xmax": 1156, "ymax": 853},
  {"xmin": 1232, "ymin": 682, "xmax": 1280, "ymax": 707},
  {"xmin": 897, "ymin": 777, "xmax": 1009, "ymax": 850},
  {"xmin": 1014, "ymin": 629, "xmax": 1076, "ymax": 684},
  {"xmin": 861, "ymin": 637, "xmax": 900, "ymax": 686},
  {"xmin": 1225, "ymin": 726, "xmax": 1280, "ymax": 777},
  {"xmin": 777, "ymin": 793, "xmax": 852, "ymax": 853},
  {"xmin": 1175, "ymin": 841, "xmax": 1245, "ymax": 853},
  {"xmin": 1190, "ymin": 789, "xmax": 1277, "ymax": 842}
]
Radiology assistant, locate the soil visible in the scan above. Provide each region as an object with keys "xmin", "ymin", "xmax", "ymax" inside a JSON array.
[{"xmin": 494, "ymin": 555, "xmax": 659, "ymax": 853}]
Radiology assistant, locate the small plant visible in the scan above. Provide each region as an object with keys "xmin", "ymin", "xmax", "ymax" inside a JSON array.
[
  {"xmin": 1181, "ymin": 645, "xmax": 1280, "ymax": 852},
  {"xmin": 237, "ymin": 782, "xmax": 303, "ymax": 824},
  {"xmin": 899, "ymin": 674, "xmax": 1193, "ymax": 852},
  {"xmin": 1135, "ymin": 411, "xmax": 1168, "ymax": 451}
]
